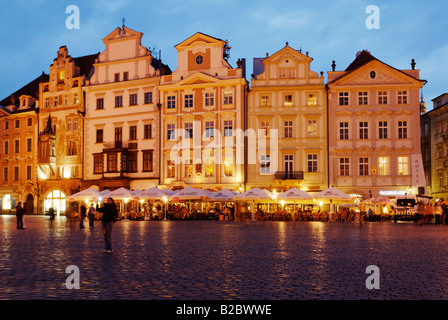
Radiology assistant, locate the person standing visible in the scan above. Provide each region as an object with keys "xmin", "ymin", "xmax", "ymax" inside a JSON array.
[
  {"xmin": 442, "ymin": 200, "xmax": 448, "ymax": 226},
  {"xmin": 15, "ymin": 202, "xmax": 23, "ymax": 229},
  {"xmin": 96, "ymin": 197, "xmax": 118, "ymax": 253},
  {"xmin": 88, "ymin": 203, "xmax": 96, "ymax": 229},
  {"xmin": 79, "ymin": 204, "xmax": 87, "ymax": 229}
]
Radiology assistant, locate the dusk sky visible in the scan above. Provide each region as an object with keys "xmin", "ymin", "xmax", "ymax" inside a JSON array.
[{"xmin": 0, "ymin": 0, "xmax": 446, "ymax": 109}]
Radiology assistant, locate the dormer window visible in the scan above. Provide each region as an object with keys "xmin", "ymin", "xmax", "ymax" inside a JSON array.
[{"xmin": 58, "ymin": 70, "xmax": 65, "ymax": 84}]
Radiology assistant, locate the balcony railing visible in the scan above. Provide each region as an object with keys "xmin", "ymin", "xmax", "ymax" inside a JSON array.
[
  {"xmin": 102, "ymin": 141, "xmax": 138, "ymax": 150},
  {"xmin": 274, "ymin": 171, "xmax": 304, "ymax": 180}
]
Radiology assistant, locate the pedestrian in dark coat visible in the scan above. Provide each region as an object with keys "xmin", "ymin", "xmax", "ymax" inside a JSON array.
[
  {"xmin": 96, "ymin": 197, "xmax": 119, "ymax": 253},
  {"xmin": 15, "ymin": 202, "xmax": 23, "ymax": 229},
  {"xmin": 79, "ymin": 204, "xmax": 87, "ymax": 229}
]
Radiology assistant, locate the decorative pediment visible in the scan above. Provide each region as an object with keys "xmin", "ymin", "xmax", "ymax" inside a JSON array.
[
  {"xmin": 102, "ymin": 26, "xmax": 143, "ymax": 44},
  {"xmin": 355, "ymin": 109, "xmax": 373, "ymax": 117},
  {"xmin": 395, "ymin": 145, "xmax": 413, "ymax": 153},
  {"xmin": 335, "ymin": 147, "xmax": 354, "ymax": 155},
  {"xmin": 176, "ymin": 72, "xmax": 220, "ymax": 87},
  {"xmin": 335, "ymin": 109, "xmax": 353, "ymax": 117},
  {"xmin": 358, "ymin": 145, "xmax": 373, "ymax": 155},
  {"xmin": 394, "ymin": 109, "xmax": 412, "ymax": 116},
  {"xmin": 374, "ymin": 109, "xmax": 393, "ymax": 116},
  {"xmin": 376, "ymin": 145, "xmax": 392, "ymax": 153},
  {"xmin": 163, "ymin": 115, "xmax": 177, "ymax": 123},
  {"xmin": 263, "ymin": 45, "xmax": 312, "ymax": 64},
  {"xmin": 175, "ymin": 32, "xmax": 224, "ymax": 49}
]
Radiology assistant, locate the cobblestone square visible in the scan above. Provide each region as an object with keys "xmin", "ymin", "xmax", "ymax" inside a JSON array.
[{"xmin": 1, "ymin": 216, "xmax": 448, "ymax": 300}]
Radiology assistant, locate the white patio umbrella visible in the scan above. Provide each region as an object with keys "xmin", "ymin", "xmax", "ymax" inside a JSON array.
[
  {"xmin": 169, "ymin": 186, "xmax": 209, "ymax": 214},
  {"xmin": 161, "ymin": 188, "xmax": 175, "ymax": 196},
  {"xmin": 139, "ymin": 187, "xmax": 168, "ymax": 200},
  {"xmin": 209, "ymin": 189, "xmax": 238, "ymax": 201},
  {"xmin": 313, "ymin": 187, "xmax": 352, "ymax": 201},
  {"xmin": 107, "ymin": 187, "xmax": 135, "ymax": 200},
  {"xmin": 68, "ymin": 188, "xmax": 101, "ymax": 202},
  {"xmin": 277, "ymin": 187, "xmax": 313, "ymax": 211},
  {"xmin": 233, "ymin": 188, "xmax": 275, "ymax": 220}
]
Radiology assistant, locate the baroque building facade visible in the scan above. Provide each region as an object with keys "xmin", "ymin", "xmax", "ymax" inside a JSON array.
[
  {"xmin": 327, "ymin": 50, "xmax": 426, "ymax": 199},
  {"xmin": 247, "ymin": 43, "xmax": 328, "ymax": 193}
]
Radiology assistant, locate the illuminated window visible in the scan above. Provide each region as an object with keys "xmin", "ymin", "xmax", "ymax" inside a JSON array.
[
  {"xmin": 224, "ymin": 156, "xmax": 233, "ymax": 177},
  {"xmin": 3, "ymin": 194, "xmax": 11, "ymax": 210},
  {"xmin": 378, "ymin": 157, "xmax": 389, "ymax": 175},
  {"xmin": 283, "ymin": 94, "xmax": 293, "ymax": 106},
  {"xmin": 167, "ymin": 160, "xmax": 175, "ymax": 178},
  {"xmin": 223, "ymin": 91, "xmax": 233, "ymax": 105},
  {"xmin": 260, "ymin": 95, "xmax": 270, "ymax": 107},
  {"xmin": 260, "ymin": 121, "xmax": 269, "ymax": 137},
  {"xmin": 398, "ymin": 156, "xmax": 409, "ymax": 175},
  {"xmin": 184, "ymin": 159, "xmax": 193, "ymax": 178},
  {"xmin": 44, "ymin": 189, "xmax": 66, "ymax": 215},
  {"xmin": 307, "ymin": 94, "xmax": 317, "ymax": 106},
  {"xmin": 307, "ymin": 120, "xmax": 317, "ymax": 137},
  {"xmin": 205, "ymin": 158, "xmax": 214, "ymax": 177}
]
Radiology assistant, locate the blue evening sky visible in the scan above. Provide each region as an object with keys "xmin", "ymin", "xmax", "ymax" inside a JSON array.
[{"xmin": 0, "ymin": 0, "xmax": 446, "ymax": 109}]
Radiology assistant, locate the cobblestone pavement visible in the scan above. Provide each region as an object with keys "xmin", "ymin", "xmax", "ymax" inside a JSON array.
[{"xmin": 1, "ymin": 215, "xmax": 448, "ymax": 300}]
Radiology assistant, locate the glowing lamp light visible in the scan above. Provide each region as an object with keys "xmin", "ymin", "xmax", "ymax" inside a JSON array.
[
  {"xmin": 319, "ymin": 201, "xmax": 323, "ymax": 206},
  {"xmin": 163, "ymin": 196, "xmax": 168, "ymax": 204}
]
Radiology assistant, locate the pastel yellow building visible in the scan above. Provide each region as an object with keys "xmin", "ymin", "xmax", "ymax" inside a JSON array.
[
  {"xmin": 247, "ymin": 44, "xmax": 328, "ymax": 193},
  {"xmin": 158, "ymin": 33, "xmax": 247, "ymax": 191}
]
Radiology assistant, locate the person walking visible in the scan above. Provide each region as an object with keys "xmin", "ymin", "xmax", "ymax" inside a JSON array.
[
  {"xmin": 88, "ymin": 202, "xmax": 96, "ymax": 229},
  {"xmin": 79, "ymin": 203, "xmax": 87, "ymax": 229},
  {"xmin": 435, "ymin": 200, "xmax": 443, "ymax": 226},
  {"xmin": 96, "ymin": 197, "xmax": 118, "ymax": 253},
  {"xmin": 15, "ymin": 202, "xmax": 23, "ymax": 229},
  {"xmin": 416, "ymin": 201, "xmax": 425, "ymax": 226}
]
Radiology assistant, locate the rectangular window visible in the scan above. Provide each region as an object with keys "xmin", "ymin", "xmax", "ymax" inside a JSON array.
[
  {"xmin": 129, "ymin": 125, "xmax": 137, "ymax": 141},
  {"xmin": 205, "ymin": 121, "xmax": 214, "ymax": 138},
  {"xmin": 167, "ymin": 95, "xmax": 176, "ymax": 109},
  {"xmin": 184, "ymin": 159, "xmax": 193, "ymax": 178},
  {"xmin": 73, "ymin": 94, "xmax": 79, "ymax": 105},
  {"xmin": 397, "ymin": 90, "xmax": 408, "ymax": 104},
  {"xmin": 14, "ymin": 166, "xmax": 19, "ymax": 181},
  {"xmin": 126, "ymin": 152, "xmax": 138, "ymax": 173},
  {"xmin": 14, "ymin": 140, "xmax": 19, "ymax": 154},
  {"xmin": 398, "ymin": 156, "xmax": 409, "ymax": 175},
  {"xmin": 398, "ymin": 121, "xmax": 408, "ymax": 139},
  {"xmin": 223, "ymin": 91, "xmax": 233, "ymax": 105},
  {"xmin": 114, "ymin": 73, "xmax": 120, "ymax": 82},
  {"xmin": 142, "ymin": 150, "xmax": 154, "ymax": 172},
  {"xmin": 3, "ymin": 167, "xmax": 8, "ymax": 182},
  {"xmin": 66, "ymin": 118, "xmax": 72, "ymax": 131},
  {"xmin": 144, "ymin": 92, "xmax": 153, "ymax": 104},
  {"xmin": 4, "ymin": 141, "xmax": 8, "ymax": 155},
  {"xmin": 378, "ymin": 121, "xmax": 388, "ymax": 139},
  {"xmin": 107, "ymin": 153, "xmax": 118, "ymax": 172},
  {"xmin": 15, "ymin": 119, "xmax": 20, "ymax": 128},
  {"xmin": 144, "ymin": 124, "xmax": 152, "ymax": 139},
  {"xmin": 64, "ymin": 95, "xmax": 68, "ymax": 106},
  {"xmin": 339, "ymin": 158, "xmax": 350, "ymax": 176},
  {"xmin": 45, "ymin": 98, "xmax": 50, "ymax": 108},
  {"xmin": 359, "ymin": 157, "xmax": 369, "ymax": 176},
  {"xmin": 123, "ymin": 72, "xmax": 129, "ymax": 81},
  {"xmin": 184, "ymin": 123, "xmax": 193, "ymax": 139},
  {"xmin": 224, "ymin": 157, "xmax": 233, "ymax": 177},
  {"xmin": 167, "ymin": 124, "xmax": 176, "ymax": 140},
  {"xmin": 283, "ymin": 94, "xmax": 293, "ymax": 106},
  {"xmin": 284, "ymin": 121, "xmax": 293, "ymax": 138},
  {"xmin": 205, "ymin": 159, "xmax": 214, "ymax": 177},
  {"xmin": 260, "ymin": 95, "xmax": 270, "ymax": 107},
  {"xmin": 307, "ymin": 120, "xmax": 317, "ymax": 137},
  {"xmin": 166, "ymin": 160, "xmax": 175, "ymax": 178},
  {"xmin": 284, "ymin": 155, "xmax": 294, "ymax": 172},
  {"xmin": 67, "ymin": 141, "xmax": 77, "ymax": 156},
  {"xmin": 96, "ymin": 98, "xmax": 104, "ymax": 110},
  {"xmin": 378, "ymin": 157, "xmax": 389, "ymax": 175},
  {"xmin": 184, "ymin": 94, "xmax": 193, "ymax": 108},
  {"xmin": 26, "ymin": 165, "xmax": 32, "ymax": 180},
  {"xmin": 27, "ymin": 118, "xmax": 32, "ymax": 127},
  {"xmin": 261, "ymin": 121, "xmax": 270, "ymax": 137},
  {"xmin": 53, "ymin": 97, "xmax": 58, "ymax": 107},
  {"xmin": 307, "ymin": 154, "xmax": 318, "ymax": 173},
  {"xmin": 93, "ymin": 154, "xmax": 104, "ymax": 174},
  {"xmin": 129, "ymin": 94, "xmax": 138, "ymax": 106},
  {"xmin": 96, "ymin": 129, "xmax": 104, "ymax": 143},
  {"xmin": 260, "ymin": 155, "xmax": 270, "ymax": 174},
  {"xmin": 307, "ymin": 94, "xmax": 317, "ymax": 106},
  {"xmin": 4, "ymin": 121, "xmax": 9, "ymax": 130},
  {"xmin": 205, "ymin": 93, "xmax": 215, "ymax": 107},
  {"xmin": 27, "ymin": 138, "xmax": 32, "ymax": 152},
  {"xmin": 339, "ymin": 92, "xmax": 349, "ymax": 106},
  {"xmin": 115, "ymin": 96, "xmax": 123, "ymax": 108},
  {"xmin": 358, "ymin": 92, "xmax": 368, "ymax": 105},
  {"xmin": 339, "ymin": 122, "xmax": 349, "ymax": 140},
  {"xmin": 359, "ymin": 122, "xmax": 369, "ymax": 139},
  {"xmin": 378, "ymin": 91, "xmax": 388, "ymax": 105},
  {"xmin": 224, "ymin": 120, "xmax": 233, "ymax": 137}
]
